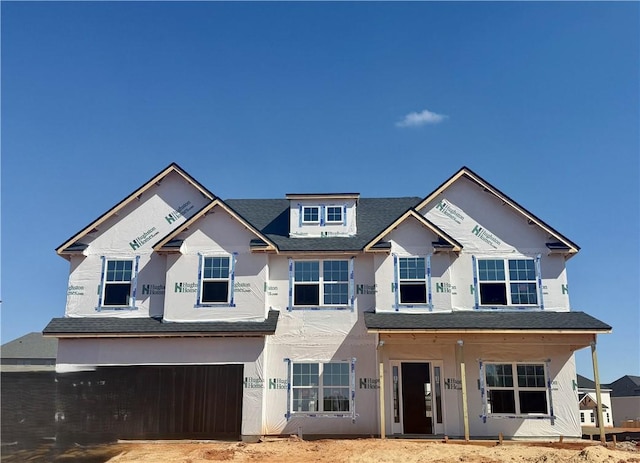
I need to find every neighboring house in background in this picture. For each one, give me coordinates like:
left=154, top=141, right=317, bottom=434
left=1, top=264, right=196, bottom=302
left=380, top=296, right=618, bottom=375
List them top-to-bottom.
left=43, top=163, right=611, bottom=442
left=1, top=332, right=57, bottom=371
left=1, top=332, right=58, bottom=445
left=576, top=374, right=613, bottom=427
left=608, top=376, right=640, bottom=427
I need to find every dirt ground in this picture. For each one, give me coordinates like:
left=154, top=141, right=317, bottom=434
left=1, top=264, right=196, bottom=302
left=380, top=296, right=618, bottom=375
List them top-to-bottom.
left=3, top=437, right=640, bottom=463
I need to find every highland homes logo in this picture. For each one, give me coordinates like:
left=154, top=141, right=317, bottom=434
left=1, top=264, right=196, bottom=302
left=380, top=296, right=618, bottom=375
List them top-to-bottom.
left=434, top=200, right=465, bottom=224
left=471, top=224, right=501, bottom=249
left=129, top=227, right=160, bottom=250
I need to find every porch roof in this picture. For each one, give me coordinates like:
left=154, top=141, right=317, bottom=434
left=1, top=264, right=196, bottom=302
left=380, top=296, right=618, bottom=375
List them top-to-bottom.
left=43, top=310, right=279, bottom=338
left=364, top=310, right=611, bottom=334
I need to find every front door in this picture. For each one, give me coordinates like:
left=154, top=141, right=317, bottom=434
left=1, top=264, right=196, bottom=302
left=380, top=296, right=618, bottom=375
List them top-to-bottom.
left=401, top=362, right=432, bottom=434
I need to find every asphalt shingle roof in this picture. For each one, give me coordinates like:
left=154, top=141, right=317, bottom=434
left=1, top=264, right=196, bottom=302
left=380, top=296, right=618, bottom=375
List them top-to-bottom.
left=225, top=197, right=421, bottom=252
left=43, top=310, right=279, bottom=336
left=364, top=311, right=612, bottom=332
left=1, top=332, right=58, bottom=359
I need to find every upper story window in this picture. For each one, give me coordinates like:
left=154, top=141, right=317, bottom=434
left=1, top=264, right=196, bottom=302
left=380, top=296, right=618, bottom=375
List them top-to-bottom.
left=302, top=206, right=320, bottom=224
left=326, top=206, right=343, bottom=223
left=201, top=256, right=231, bottom=304
left=99, top=257, right=138, bottom=310
left=398, top=257, right=427, bottom=304
left=477, top=258, right=538, bottom=306
left=293, top=260, right=349, bottom=307
left=484, top=363, right=549, bottom=416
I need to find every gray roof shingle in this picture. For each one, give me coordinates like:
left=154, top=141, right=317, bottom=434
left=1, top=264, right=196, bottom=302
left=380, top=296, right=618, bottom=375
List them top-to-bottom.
left=225, top=197, right=421, bottom=252
left=43, top=310, right=279, bottom=336
left=364, top=311, right=611, bottom=332
left=1, top=332, right=58, bottom=359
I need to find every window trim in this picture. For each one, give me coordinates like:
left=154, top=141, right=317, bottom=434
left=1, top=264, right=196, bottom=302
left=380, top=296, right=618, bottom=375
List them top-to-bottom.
left=325, top=205, right=343, bottom=224
left=301, top=206, right=321, bottom=224
left=196, top=253, right=236, bottom=308
left=393, top=254, right=432, bottom=310
left=97, top=256, right=139, bottom=311
left=473, top=256, right=542, bottom=308
left=288, top=258, right=354, bottom=311
left=286, top=358, right=356, bottom=419
left=479, top=360, right=553, bottom=420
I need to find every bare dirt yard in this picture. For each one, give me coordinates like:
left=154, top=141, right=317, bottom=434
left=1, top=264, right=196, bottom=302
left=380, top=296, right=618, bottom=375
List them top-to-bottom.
left=3, top=437, right=640, bottom=463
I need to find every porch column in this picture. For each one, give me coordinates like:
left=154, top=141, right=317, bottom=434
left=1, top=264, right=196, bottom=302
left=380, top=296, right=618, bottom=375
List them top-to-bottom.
left=591, top=337, right=606, bottom=443
left=458, top=340, right=470, bottom=441
left=379, top=361, right=386, bottom=439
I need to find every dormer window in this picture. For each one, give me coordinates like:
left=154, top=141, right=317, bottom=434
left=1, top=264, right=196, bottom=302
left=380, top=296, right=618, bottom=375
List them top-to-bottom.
left=286, top=193, right=359, bottom=238
left=302, top=206, right=320, bottom=224
left=326, top=206, right=343, bottom=223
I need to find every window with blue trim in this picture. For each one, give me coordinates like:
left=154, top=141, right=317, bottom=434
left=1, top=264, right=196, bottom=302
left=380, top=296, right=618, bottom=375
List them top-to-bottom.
left=302, top=206, right=320, bottom=223
left=326, top=206, right=343, bottom=223
left=201, top=256, right=231, bottom=303
left=398, top=257, right=427, bottom=304
left=477, top=258, right=537, bottom=306
left=102, top=259, right=134, bottom=307
left=293, top=260, right=349, bottom=306
left=292, top=362, right=351, bottom=413
left=485, top=363, right=548, bottom=415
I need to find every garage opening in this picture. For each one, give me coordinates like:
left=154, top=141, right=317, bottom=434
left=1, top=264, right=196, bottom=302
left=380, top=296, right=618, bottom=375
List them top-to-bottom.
left=55, top=365, right=243, bottom=443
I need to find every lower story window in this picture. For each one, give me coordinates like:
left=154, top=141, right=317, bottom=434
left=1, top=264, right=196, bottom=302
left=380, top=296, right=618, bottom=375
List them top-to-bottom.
left=292, top=362, right=351, bottom=413
left=485, top=363, right=548, bottom=415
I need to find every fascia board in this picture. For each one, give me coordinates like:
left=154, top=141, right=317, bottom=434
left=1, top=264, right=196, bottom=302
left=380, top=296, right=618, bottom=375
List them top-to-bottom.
left=56, top=163, right=215, bottom=256
left=415, top=167, right=580, bottom=254
left=152, top=199, right=277, bottom=252
left=364, top=209, right=462, bottom=252
left=367, top=328, right=612, bottom=335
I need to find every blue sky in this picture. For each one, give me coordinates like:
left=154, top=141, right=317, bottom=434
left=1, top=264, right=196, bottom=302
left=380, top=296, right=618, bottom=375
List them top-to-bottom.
left=2, top=2, right=638, bottom=382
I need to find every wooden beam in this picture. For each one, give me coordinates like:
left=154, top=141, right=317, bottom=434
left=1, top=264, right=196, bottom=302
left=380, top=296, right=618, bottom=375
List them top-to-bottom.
left=591, top=337, right=606, bottom=443
left=458, top=340, right=470, bottom=441
left=379, top=361, right=386, bottom=439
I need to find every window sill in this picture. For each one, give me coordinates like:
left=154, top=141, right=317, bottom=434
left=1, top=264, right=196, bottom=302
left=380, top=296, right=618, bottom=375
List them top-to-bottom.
left=196, top=303, right=236, bottom=308
left=95, top=305, right=138, bottom=312
left=288, top=306, right=352, bottom=312
left=290, top=411, right=353, bottom=418
left=487, top=414, right=554, bottom=420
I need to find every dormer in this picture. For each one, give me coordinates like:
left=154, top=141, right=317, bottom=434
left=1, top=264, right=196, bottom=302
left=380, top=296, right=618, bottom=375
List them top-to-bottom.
left=286, top=193, right=359, bottom=238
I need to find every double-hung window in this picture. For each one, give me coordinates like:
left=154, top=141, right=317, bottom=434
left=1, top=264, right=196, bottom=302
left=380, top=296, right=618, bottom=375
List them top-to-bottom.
left=302, top=206, right=320, bottom=224
left=326, top=206, right=343, bottom=223
left=201, top=256, right=231, bottom=304
left=398, top=257, right=427, bottom=304
left=477, top=258, right=537, bottom=306
left=101, top=259, right=135, bottom=307
left=293, top=260, right=349, bottom=307
left=292, top=362, right=351, bottom=413
left=484, top=363, right=549, bottom=415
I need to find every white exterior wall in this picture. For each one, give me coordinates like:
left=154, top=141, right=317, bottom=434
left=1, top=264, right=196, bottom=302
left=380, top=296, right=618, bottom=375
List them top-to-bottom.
left=64, top=172, right=209, bottom=318
left=418, top=177, right=571, bottom=311
left=289, top=199, right=357, bottom=237
left=163, top=207, right=267, bottom=322
left=263, top=253, right=379, bottom=435
left=379, top=335, right=587, bottom=438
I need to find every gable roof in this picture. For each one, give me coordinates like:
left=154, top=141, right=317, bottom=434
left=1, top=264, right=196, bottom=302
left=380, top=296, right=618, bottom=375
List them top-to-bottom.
left=56, top=163, right=215, bottom=256
left=414, top=166, right=580, bottom=256
left=225, top=197, right=422, bottom=253
left=153, top=198, right=278, bottom=252
left=364, top=208, right=463, bottom=252
left=43, top=310, right=279, bottom=337
left=364, top=311, right=611, bottom=333
left=1, top=332, right=58, bottom=359
left=577, top=374, right=597, bottom=389
left=607, top=375, right=640, bottom=397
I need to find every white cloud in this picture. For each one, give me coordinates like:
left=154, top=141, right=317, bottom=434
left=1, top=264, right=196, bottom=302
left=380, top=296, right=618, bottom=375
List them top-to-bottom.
left=396, top=108, right=448, bottom=127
